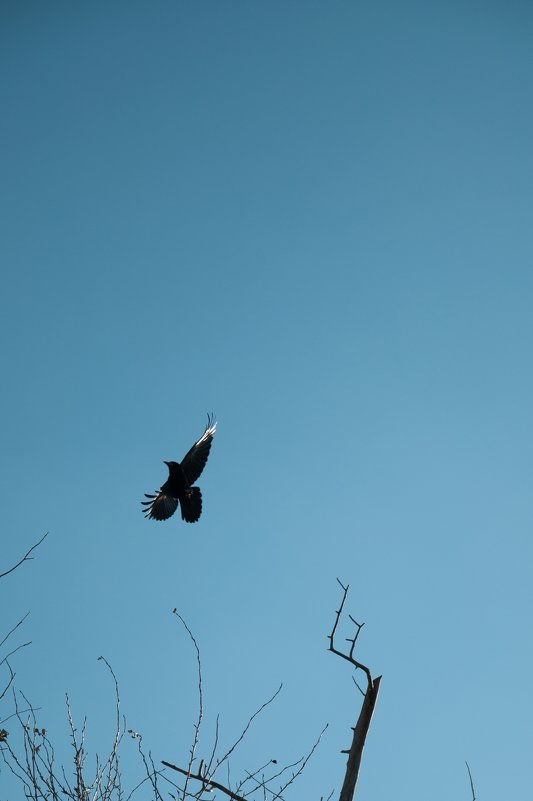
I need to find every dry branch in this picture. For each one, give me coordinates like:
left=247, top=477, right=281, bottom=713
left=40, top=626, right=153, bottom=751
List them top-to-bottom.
left=0, top=533, right=48, bottom=580
left=1, top=535, right=48, bottom=706
left=329, top=579, right=381, bottom=801
left=172, top=610, right=203, bottom=801
left=162, top=613, right=326, bottom=801
left=0, top=660, right=129, bottom=801
left=162, top=761, right=248, bottom=801
left=465, top=761, right=476, bottom=801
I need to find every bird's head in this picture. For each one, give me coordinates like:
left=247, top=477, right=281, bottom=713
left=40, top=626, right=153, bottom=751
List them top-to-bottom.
left=164, top=460, right=178, bottom=469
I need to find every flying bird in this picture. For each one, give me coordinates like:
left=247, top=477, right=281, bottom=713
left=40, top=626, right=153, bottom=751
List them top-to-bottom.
left=142, top=415, right=217, bottom=523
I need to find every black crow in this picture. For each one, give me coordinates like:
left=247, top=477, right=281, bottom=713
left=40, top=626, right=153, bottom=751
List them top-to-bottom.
left=142, top=415, right=217, bottom=523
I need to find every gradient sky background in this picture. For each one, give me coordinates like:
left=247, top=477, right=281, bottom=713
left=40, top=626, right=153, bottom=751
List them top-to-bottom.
left=2, top=2, right=533, bottom=799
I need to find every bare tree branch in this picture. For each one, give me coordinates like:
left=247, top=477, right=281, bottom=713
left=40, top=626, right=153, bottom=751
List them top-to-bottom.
left=0, top=533, right=48, bottom=580
left=3, top=564, right=381, bottom=801
left=329, top=579, right=381, bottom=801
left=329, top=579, right=372, bottom=689
left=160, top=590, right=343, bottom=801
left=172, top=609, right=204, bottom=801
left=0, top=613, right=31, bottom=652
left=0, top=616, right=32, bottom=703
left=93, top=656, right=125, bottom=801
left=1, top=669, right=130, bottom=801
left=213, top=683, right=283, bottom=778
left=161, top=684, right=284, bottom=801
left=163, top=689, right=326, bottom=801
left=0, top=704, right=42, bottom=727
left=204, top=712, right=220, bottom=779
left=239, top=724, right=328, bottom=801
left=272, top=724, right=328, bottom=799
left=127, top=734, right=166, bottom=801
left=239, top=757, right=279, bottom=796
left=162, top=760, right=248, bottom=801
left=465, top=761, right=476, bottom=801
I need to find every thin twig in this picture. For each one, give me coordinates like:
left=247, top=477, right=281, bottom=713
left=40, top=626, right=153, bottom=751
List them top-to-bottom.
left=0, top=533, right=48, bottom=580
left=329, top=578, right=349, bottom=647
left=172, top=610, right=203, bottom=801
left=0, top=613, right=30, bottom=650
left=1, top=640, right=32, bottom=667
left=93, top=656, right=124, bottom=801
left=213, top=684, right=283, bottom=776
left=0, top=705, right=42, bottom=726
left=204, top=713, right=220, bottom=778
left=270, top=724, right=328, bottom=800
left=238, top=758, right=279, bottom=795
left=465, top=761, right=476, bottom=801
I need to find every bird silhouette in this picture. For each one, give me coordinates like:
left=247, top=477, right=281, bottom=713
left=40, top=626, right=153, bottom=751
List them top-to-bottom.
left=142, top=415, right=217, bottom=523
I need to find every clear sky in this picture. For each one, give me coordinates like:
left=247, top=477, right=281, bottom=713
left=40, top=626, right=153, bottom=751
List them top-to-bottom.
left=2, top=2, right=533, bottom=799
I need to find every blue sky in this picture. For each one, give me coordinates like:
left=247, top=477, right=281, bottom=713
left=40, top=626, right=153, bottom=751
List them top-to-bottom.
left=1, top=2, right=533, bottom=799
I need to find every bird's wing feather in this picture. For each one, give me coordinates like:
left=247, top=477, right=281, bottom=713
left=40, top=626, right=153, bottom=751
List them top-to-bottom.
left=180, top=415, right=217, bottom=485
left=141, top=492, right=179, bottom=521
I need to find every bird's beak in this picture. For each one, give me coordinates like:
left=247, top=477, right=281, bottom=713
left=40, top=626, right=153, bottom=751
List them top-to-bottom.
left=164, top=461, right=170, bottom=467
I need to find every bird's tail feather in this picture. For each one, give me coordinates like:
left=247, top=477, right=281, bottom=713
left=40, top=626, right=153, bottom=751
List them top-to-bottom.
left=181, top=486, right=202, bottom=523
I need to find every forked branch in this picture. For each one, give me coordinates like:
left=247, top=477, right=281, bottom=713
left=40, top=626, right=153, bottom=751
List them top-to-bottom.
left=0, top=533, right=48, bottom=580
left=329, top=579, right=381, bottom=801
left=162, top=613, right=325, bottom=800
left=161, top=761, right=247, bottom=801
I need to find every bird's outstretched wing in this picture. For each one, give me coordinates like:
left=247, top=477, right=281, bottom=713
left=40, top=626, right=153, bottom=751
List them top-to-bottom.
left=180, top=414, right=217, bottom=485
left=141, top=492, right=179, bottom=521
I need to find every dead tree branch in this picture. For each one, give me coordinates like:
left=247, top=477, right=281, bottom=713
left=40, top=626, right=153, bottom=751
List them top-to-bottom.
left=0, top=532, right=48, bottom=580
left=1, top=535, right=47, bottom=707
left=1, top=535, right=47, bottom=705
left=329, top=579, right=381, bottom=801
left=172, top=609, right=204, bottom=801
left=162, top=616, right=326, bottom=801
left=0, top=617, right=32, bottom=704
left=0, top=660, right=129, bottom=801
left=212, top=683, right=283, bottom=779
left=162, top=684, right=292, bottom=801
left=243, top=723, right=328, bottom=801
left=126, top=733, right=167, bottom=801
left=162, top=761, right=248, bottom=801
left=465, top=761, right=476, bottom=801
